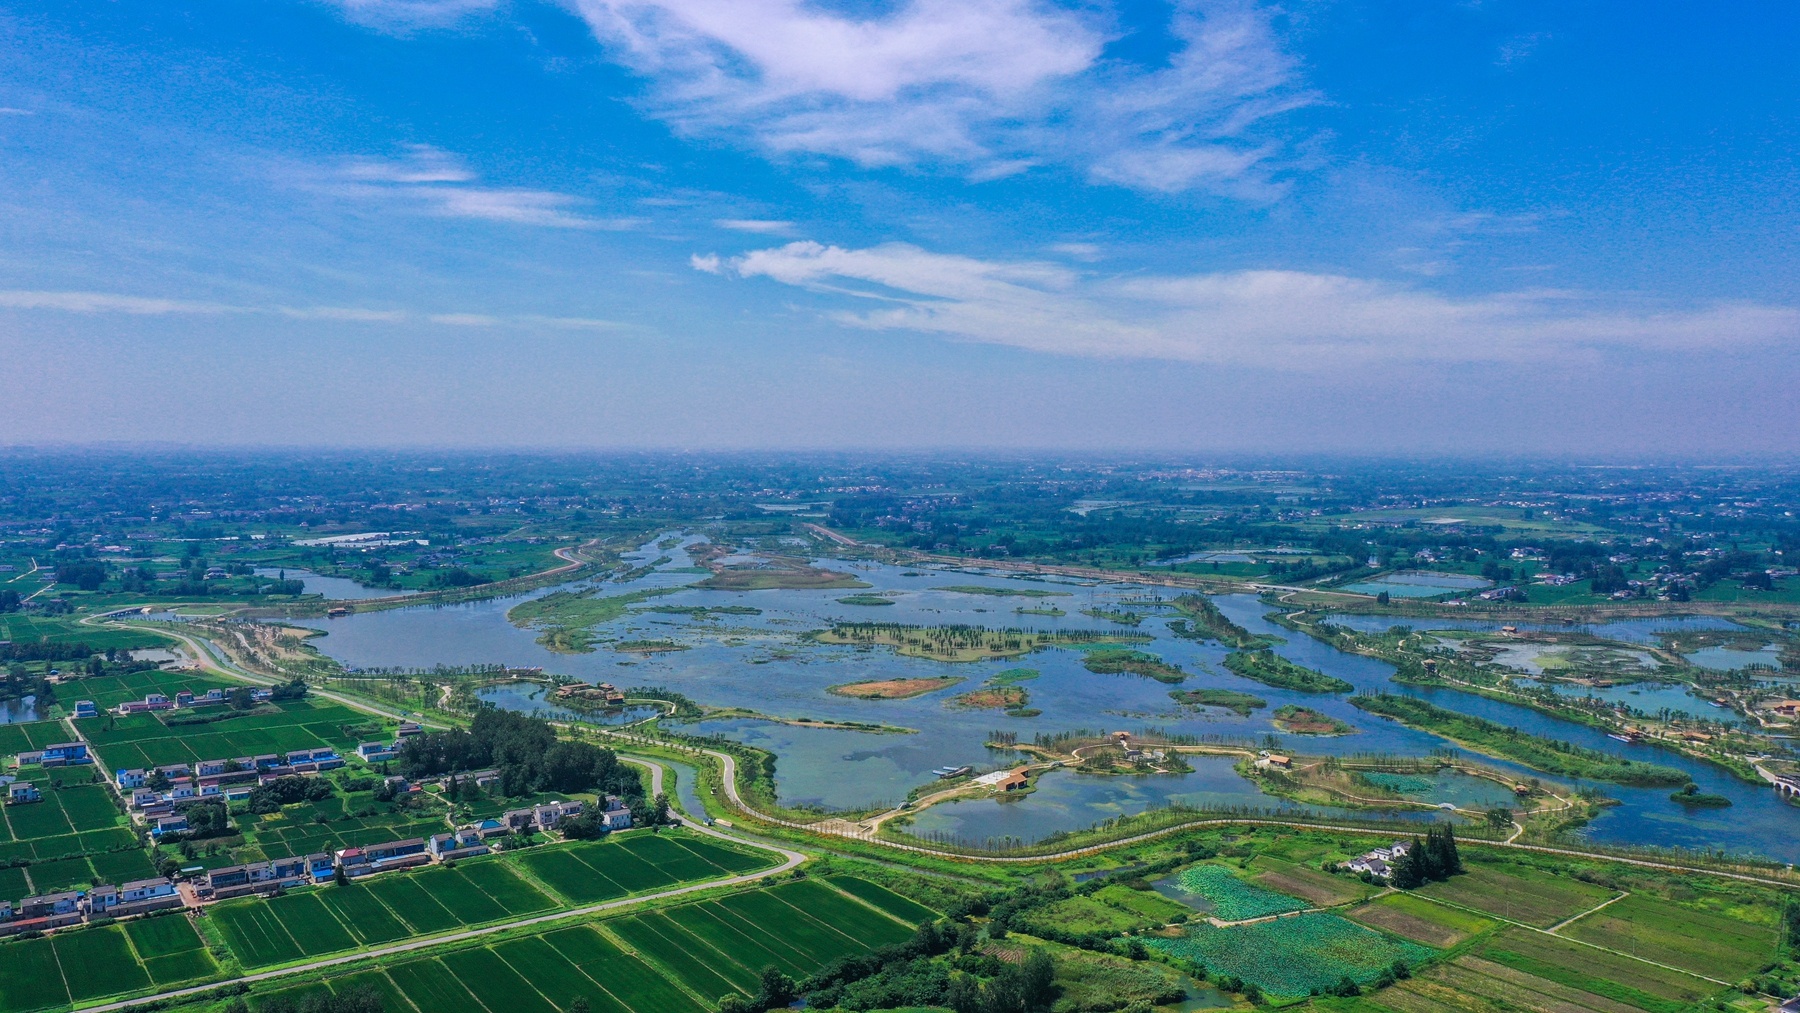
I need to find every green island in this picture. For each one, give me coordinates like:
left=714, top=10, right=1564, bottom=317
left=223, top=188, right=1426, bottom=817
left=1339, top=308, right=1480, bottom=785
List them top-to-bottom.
left=933, top=584, right=1071, bottom=597
left=506, top=586, right=680, bottom=653
left=836, top=593, right=897, bottom=606
left=1170, top=593, right=1270, bottom=648
left=639, top=604, right=762, bottom=617
left=1013, top=604, right=1066, bottom=616
left=1080, top=606, right=1142, bottom=625
left=813, top=622, right=1142, bottom=662
left=1082, top=647, right=1187, bottom=684
left=1224, top=649, right=1354, bottom=693
left=1169, top=687, right=1267, bottom=715
left=1351, top=693, right=1691, bottom=786
left=1273, top=704, right=1356, bottom=735
left=1670, top=783, right=1734, bottom=807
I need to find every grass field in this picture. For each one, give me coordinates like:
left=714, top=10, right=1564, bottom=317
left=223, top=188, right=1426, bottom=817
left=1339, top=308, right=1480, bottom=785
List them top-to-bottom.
left=1252, top=856, right=1373, bottom=907
left=1414, top=863, right=1614, bottom=928
left=826, top=874, right=939, bottom=924
left=1347, top=892, right=1496, bottom=948
left=1557, top=893, right=1778, bottom=980
left=1478, top=927, right=1716, bottom=1010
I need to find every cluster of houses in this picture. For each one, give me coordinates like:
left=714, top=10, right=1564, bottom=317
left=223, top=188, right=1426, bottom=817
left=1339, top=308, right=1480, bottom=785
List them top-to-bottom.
left=113, top=688, right=273, bottom=716
left=354, top=722, right=423, bottom=764
left=116, top=749, right=347, bottom=837
left=196, top=795, right=631, bottom=900
left=427, top=796, right=631, bottom=861
left=1343, top=840, right=1413, bottom=880
left=0, top=877, right=180, bottom=937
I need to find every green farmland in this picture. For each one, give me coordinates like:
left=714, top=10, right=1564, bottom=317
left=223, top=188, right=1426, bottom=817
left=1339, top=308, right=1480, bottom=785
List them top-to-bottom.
left=77, top=696, right=383, bottom=771
left=0, top=763, right=149, bottom=894
left=212, top=831, right=776, bottom=969
left=244, top=877, right=921, bottom=1013
left=0, top=913, right=218, bottom=1012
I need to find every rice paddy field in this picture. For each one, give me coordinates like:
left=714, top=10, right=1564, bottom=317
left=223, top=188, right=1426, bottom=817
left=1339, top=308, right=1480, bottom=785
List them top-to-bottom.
left=76, top=695, right=381, bottom=771
left=0, top=760, right=151, bottom=894
left=211, top=831, right=776, bottom=968
left=243, top=877, right=923, bottom=1013
left=1346, top=892, right=1496, bottom=948
left=0, top=913, right=219, bottom=1012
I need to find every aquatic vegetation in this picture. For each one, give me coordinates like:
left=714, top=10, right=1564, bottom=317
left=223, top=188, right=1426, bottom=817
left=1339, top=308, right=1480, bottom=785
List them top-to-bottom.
left=1159, top=864, right=1307, bottom=921
left=1149, top=913, right=1434, bottom=996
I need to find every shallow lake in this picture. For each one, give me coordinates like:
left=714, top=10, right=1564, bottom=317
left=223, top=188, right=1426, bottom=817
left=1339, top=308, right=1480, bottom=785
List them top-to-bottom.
left=283, top=535, right=1800, bottom=861
left=255, top=567, right=393, bottom=600
left=1341, top=571, right=1495, bottom=598
left=1685, top=644, right=1785, bottom=672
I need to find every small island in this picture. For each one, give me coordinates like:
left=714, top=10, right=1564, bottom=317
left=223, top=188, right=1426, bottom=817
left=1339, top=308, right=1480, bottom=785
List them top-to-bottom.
left=933, top=584, right=1071, bottom=598
left=838, top=594, right=897, bottom=606
left=1083, top=648, right=1186, bottom=684
left=828, top=676, right=963, bottom=700
left=1169, top=688, right=1267, bottom=716
left=1272, top=705, right=1355, bottom=735
left=1670, top=783, right=1733, bottom=807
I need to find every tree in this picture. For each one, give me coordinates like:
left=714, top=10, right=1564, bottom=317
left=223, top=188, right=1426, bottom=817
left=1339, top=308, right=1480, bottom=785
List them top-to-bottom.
left=229, top=686, right=257, bottom=710
left=146, top=769, right=172, bottom=792
left=652, top=791, right=671, bottom=826
left=1485, top=807, right=1514, bottom=829
left=1020, top=949, right=1056, bottom=1011
left=754, top=967, right=795, bottom=1010
left=946, top=972, right=982, bottom=1013
left=564, top=999, right=591, bottom=1013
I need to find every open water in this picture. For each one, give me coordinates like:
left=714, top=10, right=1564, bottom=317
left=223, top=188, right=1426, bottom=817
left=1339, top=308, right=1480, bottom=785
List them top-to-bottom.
left=286, top=535, right=1800, bottom=860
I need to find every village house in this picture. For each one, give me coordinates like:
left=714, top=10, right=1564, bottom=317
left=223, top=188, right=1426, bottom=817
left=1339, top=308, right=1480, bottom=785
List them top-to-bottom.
left=117, top=693, right=174, bottom=715
left=72, top=700, right=98, bottom=719
left=356, top=741, right=399, bottom=762
left=36, top=742, right=92, bottom=767
left=6, top=782, right=41, bottom=805
left=427, top=827, right=491, bottom=861
left=336, top=838, right=429, bottom=879
left=1345, top=840, right=1413, bottom=880
left=204, top=857, right=316, bottom=899
left=87, top=878, right=180, bottom=918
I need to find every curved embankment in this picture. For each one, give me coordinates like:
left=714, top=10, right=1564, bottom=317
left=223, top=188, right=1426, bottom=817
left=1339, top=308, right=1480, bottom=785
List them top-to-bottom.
left=680, top=737, right=1800, bottom=891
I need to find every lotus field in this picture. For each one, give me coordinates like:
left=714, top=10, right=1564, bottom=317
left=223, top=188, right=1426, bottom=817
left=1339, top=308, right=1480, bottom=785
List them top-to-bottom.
left=1155, top=864, right=1307, bottom=921
left=1150, top=912, right=1434, bottom=996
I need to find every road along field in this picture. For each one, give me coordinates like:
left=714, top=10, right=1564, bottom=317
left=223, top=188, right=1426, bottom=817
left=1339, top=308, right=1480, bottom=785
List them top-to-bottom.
left=209, top=832, right=777, bottom=970
left=233, top=876, right=929, bottom=1013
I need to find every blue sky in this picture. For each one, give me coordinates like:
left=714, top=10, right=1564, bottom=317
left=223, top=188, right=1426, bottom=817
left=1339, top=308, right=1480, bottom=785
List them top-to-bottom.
left=2, top=0, right=1796, bottom=454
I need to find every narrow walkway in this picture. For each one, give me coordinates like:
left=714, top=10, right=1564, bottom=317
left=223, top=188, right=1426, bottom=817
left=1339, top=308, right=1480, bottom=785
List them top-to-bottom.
left=1546, top=890, right=1629, bottom=933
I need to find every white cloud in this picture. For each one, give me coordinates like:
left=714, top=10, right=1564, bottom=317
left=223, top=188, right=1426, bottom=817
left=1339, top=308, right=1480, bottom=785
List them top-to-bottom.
left=571, top=0, right=1308, bottom=194
left=0, top=107, right=34, bottom=116
left=304, top=145, right=630, bottom=229
left=715, top=218, right=795, bottom=234
left=711, top=241, right=1800, bottom=365
left=689, top=253, right=723, bottom=274
left=0, top=290, right=635, bottom=332
left=0, top=290, right=236, bottom=315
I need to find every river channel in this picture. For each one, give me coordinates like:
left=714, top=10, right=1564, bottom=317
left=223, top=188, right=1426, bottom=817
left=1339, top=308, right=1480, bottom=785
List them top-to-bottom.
left=285, top=536, right=1799, bottom=861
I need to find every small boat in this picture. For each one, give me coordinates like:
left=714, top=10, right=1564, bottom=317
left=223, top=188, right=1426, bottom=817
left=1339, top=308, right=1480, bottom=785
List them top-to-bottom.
left=1607, top=733, right=1635, bottom=743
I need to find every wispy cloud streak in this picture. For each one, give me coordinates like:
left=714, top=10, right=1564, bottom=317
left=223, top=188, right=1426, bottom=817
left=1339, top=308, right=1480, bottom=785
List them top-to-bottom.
left=706, top=241, right=1800, bottom=365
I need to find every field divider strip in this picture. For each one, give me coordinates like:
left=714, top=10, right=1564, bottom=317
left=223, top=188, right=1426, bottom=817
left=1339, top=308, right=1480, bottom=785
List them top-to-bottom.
left=76, top=823, right=806, bottom=1013
left=1545, top=891, right=1629, bottom=934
